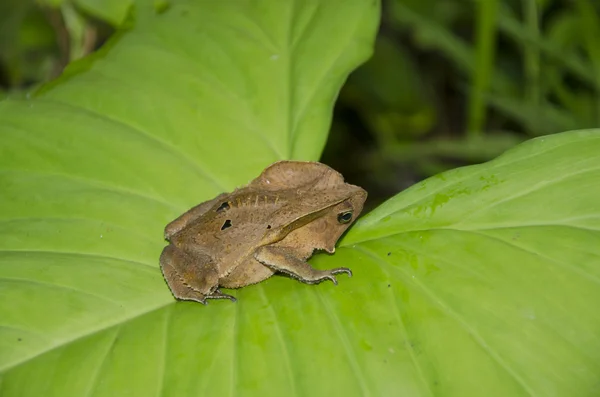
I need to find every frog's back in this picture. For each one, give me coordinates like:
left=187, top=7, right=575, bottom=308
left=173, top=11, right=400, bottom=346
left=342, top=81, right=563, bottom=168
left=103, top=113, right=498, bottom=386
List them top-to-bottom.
left=171, top=188, right=286, bottom=258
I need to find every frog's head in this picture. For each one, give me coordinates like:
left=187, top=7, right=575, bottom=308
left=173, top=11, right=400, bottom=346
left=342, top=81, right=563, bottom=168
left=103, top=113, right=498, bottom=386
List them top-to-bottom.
left=315, top=184, right=367, bottom=253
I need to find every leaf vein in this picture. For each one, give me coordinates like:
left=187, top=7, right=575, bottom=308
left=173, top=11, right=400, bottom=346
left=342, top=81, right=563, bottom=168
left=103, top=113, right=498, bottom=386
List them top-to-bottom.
left=36, top=98, right=226, bottom=192
left=361, top=134, right=600, bottom=226
left=454, top=165, right=600, bottom=227
left=0, top=169, right=179, bottom=211
left=0, top=216, right=157, bottom=245
left=348, top=222, right=600, bottom=246
left=467, top=229, right=600, bottom=287
left=355, top=245, right=538, bottom=397
left=355, top=246, right=433, bottom=397
left=0, top=250, right=157, bottom=271
left=0, top=277, right=122, bottom=306
left=258, top=285, right=298, bottom=397
left=315, top=289, right=372, bottom=397
left=0, top=303, right=171, bottom=372
left=156, top=305, right=172, bottom=397
left=84, top=326, right=121, bottom=397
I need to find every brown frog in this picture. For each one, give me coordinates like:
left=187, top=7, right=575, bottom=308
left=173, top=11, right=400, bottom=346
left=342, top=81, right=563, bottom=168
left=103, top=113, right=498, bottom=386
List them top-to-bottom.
left=160, top=160, right=367, bottom=304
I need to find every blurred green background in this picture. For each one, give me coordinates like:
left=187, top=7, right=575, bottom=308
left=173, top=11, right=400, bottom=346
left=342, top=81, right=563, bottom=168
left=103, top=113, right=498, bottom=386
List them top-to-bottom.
left=2, top=0, right=599, bottom=207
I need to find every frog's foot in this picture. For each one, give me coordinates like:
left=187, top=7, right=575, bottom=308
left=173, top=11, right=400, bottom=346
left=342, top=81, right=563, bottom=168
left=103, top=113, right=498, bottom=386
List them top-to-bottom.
left=255, top=246, right=353, bottom=285
left=294, top=267, right=352, bottom=285
left=206, top=289, right=237, bottom=302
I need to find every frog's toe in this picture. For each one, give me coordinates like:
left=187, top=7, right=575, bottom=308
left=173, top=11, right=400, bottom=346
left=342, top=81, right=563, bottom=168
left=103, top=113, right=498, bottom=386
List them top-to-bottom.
left=330, top=267, right=352, bottom=277
left=317, top=268, right=352, bottom=285
left=327, top=275, right=339, bottom=286
left=208, top=289, right=237, bottom=302
left=183, top=291, right=209, bottom=304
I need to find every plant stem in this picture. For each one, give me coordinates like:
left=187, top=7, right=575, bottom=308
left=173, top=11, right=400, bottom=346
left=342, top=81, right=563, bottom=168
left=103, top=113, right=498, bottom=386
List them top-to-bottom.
left=467, top=0, right=499, bottom=138
left=522, top=0, right=540, bottom=108
left=574, top=0, right=600, bottom=125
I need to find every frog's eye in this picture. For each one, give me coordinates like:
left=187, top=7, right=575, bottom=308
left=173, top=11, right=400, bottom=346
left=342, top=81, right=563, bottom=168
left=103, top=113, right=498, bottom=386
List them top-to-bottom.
left=337, top=210, right=353, bottom=224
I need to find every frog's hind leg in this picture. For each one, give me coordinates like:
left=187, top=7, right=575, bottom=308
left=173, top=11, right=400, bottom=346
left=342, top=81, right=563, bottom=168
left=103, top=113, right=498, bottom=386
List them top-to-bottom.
left=160, top=244, right=234, bottom=304
left=254, top=246, right=352, bottom=285
left=219, top=257, right=276, bottom=289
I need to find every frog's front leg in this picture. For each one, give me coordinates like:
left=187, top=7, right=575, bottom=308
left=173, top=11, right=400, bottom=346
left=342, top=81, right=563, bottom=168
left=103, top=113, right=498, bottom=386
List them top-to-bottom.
left=160, top=244, right=236, bottom=304
left=254, top=246, right=352, bottom=285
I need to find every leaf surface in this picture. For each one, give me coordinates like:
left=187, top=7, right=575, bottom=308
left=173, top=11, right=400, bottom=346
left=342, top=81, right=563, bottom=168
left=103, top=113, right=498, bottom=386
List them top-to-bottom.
left=1, top=1, right=599, bottom=396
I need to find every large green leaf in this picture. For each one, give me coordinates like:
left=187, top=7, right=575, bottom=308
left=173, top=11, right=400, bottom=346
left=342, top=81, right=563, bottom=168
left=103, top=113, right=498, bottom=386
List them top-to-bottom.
left=0, top=0, right=380, bottom=395
left=1, top=1, right=599, bottom=397
left=345, top=129, right=600, bottom=395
